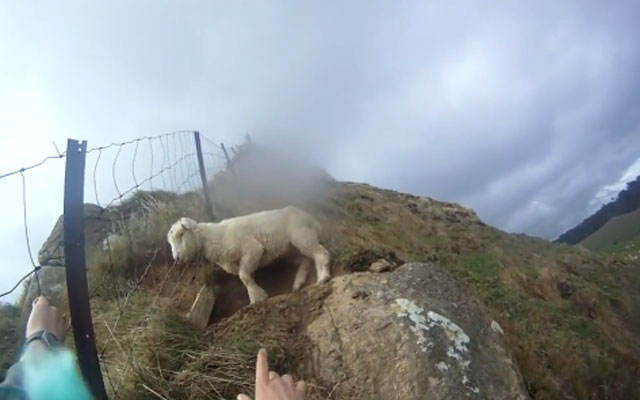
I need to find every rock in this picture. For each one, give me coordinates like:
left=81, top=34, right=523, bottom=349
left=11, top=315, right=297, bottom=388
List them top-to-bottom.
left=38, top=203, right=112, bottom=266
left=348, top=249, right=404, bottom=272
left=369, top=258, right=394, bottom=273
left=305, top=263, right=528, bottom=400
left=187, top=285, right=216, bottom=330
left=491, top=320, right=504, bottom=335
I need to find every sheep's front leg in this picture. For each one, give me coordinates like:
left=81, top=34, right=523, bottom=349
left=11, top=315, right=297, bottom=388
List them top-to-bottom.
left=238, top=244, right=268, bottom=304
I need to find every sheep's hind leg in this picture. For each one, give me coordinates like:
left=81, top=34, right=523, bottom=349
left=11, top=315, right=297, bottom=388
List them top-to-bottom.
left=291, top=234, right=331, bottom=285
left=238, top=245, right=268, bottom=304
left=312, top=246, right=331, bottom=284
left=292, top=257, right=312, bottom=291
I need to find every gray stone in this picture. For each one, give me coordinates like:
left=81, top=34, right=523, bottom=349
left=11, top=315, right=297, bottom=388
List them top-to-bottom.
left=38, top=203, right=112, bottom=266
left=369, top=258, right=394, bottom=273
left=306, top=263, right=528, bottom=400
left=491, top=320, right=505, bottom=335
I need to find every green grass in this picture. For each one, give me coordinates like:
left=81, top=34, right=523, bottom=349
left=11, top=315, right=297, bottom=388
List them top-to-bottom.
left=597, top=232, right=640, bottom=256
left=459, top=252, right=502, bottom=281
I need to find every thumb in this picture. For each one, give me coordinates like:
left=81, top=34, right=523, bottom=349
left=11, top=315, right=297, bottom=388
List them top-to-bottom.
left=33, top=296, right=48, bottom=308
left=237, top=394, right=252, bottom=400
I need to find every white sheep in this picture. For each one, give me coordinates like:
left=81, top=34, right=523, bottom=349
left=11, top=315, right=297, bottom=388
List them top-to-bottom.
left=167, top=206, right=331, bottom=304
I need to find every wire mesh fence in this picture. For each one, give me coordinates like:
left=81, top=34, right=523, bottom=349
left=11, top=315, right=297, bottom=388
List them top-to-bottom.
left=0, top=130, right=236, bottom=399
left=77, top=131, right=232, bottom=399
left=0, top=148, right=68, bottom=381
left=0, top=151, right=67, bottom=301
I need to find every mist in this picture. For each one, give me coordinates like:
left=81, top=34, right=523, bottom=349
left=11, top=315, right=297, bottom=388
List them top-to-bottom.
left=209, top=141, right=336, bottom=220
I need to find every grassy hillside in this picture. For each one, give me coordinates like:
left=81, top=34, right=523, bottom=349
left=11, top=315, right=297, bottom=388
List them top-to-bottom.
left=10, top=144, right=640, bottom=399
left=74, top=177, right=640, bottom=400
left=322, top=183, right=640, bottom=399
left=581, top=207, right=640, bottom=252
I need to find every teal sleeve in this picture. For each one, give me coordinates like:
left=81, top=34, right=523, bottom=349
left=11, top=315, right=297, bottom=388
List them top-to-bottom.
left=1, top=347, right=93, bottom=400
left=22, top=349, right=93, bottom=400
left=0, top=361, right=27, bottom=400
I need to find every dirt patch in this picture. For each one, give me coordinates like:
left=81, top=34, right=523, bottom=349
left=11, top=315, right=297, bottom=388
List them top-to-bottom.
left=206, top=247, right=399, bottom=323
left=345, top=248, right=404, bottom=272
left=141, top=251, right=355, bottom=326
left=209, top=257, right=322, bottom=322
left=139, top=262, right=203, bottom=315
left=192, top=284, right=336, bottom=400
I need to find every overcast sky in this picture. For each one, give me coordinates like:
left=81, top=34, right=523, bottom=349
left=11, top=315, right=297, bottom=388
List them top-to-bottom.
left=2, top=1, right=640, bottom=301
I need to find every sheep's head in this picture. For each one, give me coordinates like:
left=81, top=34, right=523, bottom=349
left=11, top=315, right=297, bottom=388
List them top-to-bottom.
left=167, top=217, right=200, bottom=263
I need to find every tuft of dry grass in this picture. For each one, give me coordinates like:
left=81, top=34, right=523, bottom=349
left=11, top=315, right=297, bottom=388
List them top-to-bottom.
left=90, top=190, right=210, bottom=299
left=92, top=283, right=334, bottom=400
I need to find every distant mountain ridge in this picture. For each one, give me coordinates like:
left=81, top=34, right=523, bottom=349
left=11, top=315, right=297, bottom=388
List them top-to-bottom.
left=557, top=175, right=640, bottom=244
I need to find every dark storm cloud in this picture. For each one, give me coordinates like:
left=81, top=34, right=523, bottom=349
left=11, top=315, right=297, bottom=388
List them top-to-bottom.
left=2, top=1, right=640, bottom=299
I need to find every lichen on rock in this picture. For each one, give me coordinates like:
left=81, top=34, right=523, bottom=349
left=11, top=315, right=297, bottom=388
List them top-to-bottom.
left=392, top=297, right=479, bottom=396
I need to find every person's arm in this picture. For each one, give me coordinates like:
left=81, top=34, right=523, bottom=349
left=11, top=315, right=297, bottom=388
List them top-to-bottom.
left=1, top=295, right=66, bottom=399
left=0, top=297, right=91, bottom=400
left=0, top=339, right=61, bottom=399
left=237, top=349, right=305, bottom=400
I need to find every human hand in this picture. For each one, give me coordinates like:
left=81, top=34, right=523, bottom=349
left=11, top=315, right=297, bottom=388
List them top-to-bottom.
left=25, top=296, right=66, bottom=342
left=237, top=349, right=305, bottom=400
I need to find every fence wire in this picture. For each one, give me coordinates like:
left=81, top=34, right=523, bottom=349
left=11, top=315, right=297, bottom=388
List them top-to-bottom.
left=0, top=129, right=234, bottom=399
left=82, top=130, right=230, bottom=398
left=0, top=151, right=67, bottom=301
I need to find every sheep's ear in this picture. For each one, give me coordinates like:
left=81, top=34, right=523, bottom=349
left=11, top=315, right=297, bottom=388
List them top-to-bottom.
left=180, top=217, right=197, bottom=231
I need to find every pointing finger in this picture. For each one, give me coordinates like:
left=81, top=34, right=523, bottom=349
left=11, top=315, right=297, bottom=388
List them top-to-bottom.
left=255, top=349, right=269, bottom=384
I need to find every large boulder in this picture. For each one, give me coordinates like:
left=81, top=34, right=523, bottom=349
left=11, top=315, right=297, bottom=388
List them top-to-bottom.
left=38, top=203, right=112, bottom=266
left=305, top=263, right=528, bottom=399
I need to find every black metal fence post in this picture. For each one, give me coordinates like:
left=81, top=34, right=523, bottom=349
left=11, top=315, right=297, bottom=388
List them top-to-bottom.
left=193, top=131, right=216, bottom=221
left=63, top=139, right=108, bottom=400
left=220, top=142, right=235, bottom=175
